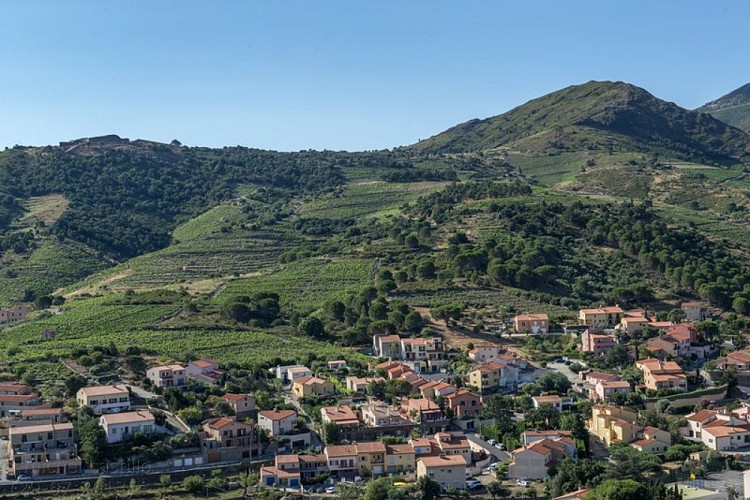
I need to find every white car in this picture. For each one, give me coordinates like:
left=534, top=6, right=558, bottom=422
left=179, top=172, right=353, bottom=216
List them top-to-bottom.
left=487, top=439, right=497, bottom=445
left=494, top=442, right=505, bottom=450
left=488, top=462, right=499, bottom=470
left=517, top=479, right=529, bottom=487
left=325, top=486, right=336, bottom=494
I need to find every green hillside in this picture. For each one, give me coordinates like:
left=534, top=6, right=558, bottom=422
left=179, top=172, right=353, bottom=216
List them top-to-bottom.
left=2, top=81, right=750, bottom=382
left=412, top=81, right=750, bottom=164
left=697, top=82, right=750, bottom=133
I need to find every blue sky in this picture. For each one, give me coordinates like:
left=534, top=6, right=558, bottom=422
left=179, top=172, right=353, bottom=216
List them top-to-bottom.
left=0, top=1, right=748, bottom=151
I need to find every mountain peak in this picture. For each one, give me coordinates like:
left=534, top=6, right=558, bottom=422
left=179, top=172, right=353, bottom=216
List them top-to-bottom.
left=412, top=81, right=749, bottom=162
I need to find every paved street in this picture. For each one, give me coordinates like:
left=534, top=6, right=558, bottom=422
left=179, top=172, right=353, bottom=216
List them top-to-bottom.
left=465, top=433, right=511, bottom=462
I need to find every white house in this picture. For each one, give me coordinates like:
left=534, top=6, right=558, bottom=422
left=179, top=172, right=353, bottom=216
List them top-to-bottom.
left=77, top=385, right=131, bottom=414
left=257, top=409, right=297, bottom=436
left=99, top=410, right=157, bottom=444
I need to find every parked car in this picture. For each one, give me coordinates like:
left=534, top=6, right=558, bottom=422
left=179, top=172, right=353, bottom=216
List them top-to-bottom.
left=487, top=439, right=497, bottom=445
left=494, top=442, right=505, bottom=450
left=488, top=462, right=499, bottom=470
left=16, top=475, right=31, bottom=481
left=517, top=479, right=529, bottom=487
left=467, top=480, right=484, bottom=490
left=325, top=486, right=336, bottom=493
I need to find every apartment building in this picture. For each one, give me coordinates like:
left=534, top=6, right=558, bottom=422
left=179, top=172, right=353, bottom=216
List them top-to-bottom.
left=578, top=306, right=623, bottom=327
left=580, top=329, right=617, bottom=355
left=635, top=358, right=687, bottom=393
left=445, top=389, right=483, bottom=418
left=201, top=417, right=256, bottom=462
left=8, top=422, right=81, bottom=478
left=510, top=437, right=576, bottom=480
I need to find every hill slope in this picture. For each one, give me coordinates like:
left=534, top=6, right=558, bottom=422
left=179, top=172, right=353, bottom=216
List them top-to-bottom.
left=412, top=81, right=750, bottom=163
left=697, top=83, right=750, bottom=133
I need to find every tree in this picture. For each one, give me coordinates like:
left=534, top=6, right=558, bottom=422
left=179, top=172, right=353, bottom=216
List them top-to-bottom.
left=405, top=233, right=420, bottom=248
left=33, top=295, right=53, bottom=310
left=224, top=302, right=252, bottom=323
left=431, top=303, right=463, bottom=324
left=667, top=309, right=687, bottom=323
left=404, top=311, right=424, bottom=332
left=299, top=316, right=325, bottom=338
left=124, top=354, right=147, bottom=374
left=722, top=365, right=738, bottom=389
left=64, top=374, right=88, bottom=397
left=559, top=411, right=589, bottom=452
left=77, top=412, right=108, bottom=467
left=322, top=421, right=342, bottom=445
left=606, top=443, right=662, bottom=481
left=549, top=459, right=606, bottom=497
left=182, top=475, right=205, bottom=495
left=416, top=475, right=441, bottom=500
left=363, top=477, right=408, bottom=500
left=588, top=479, right=650, bottom=500
left=487, top=481, right=511, bottom=499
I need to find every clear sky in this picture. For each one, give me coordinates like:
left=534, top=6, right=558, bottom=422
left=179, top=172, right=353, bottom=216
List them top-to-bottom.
left=1, top=1, right=748, bottom=151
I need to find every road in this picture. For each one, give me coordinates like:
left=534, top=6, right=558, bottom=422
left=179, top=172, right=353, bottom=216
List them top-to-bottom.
left=125, top=384, right=190, bottom=433
left=283, top=393, right=322, bottom=448
left=465, top=433, right=511, bottom=462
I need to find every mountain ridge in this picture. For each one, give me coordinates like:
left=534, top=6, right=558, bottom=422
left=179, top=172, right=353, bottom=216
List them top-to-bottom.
left=412, top=80, right=750, bottom=163
left=697, top=82, right=750, bottom=133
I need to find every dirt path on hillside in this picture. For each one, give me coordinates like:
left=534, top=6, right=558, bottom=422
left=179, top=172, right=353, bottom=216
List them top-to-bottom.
left=61, top=268, right=133, bottom=298
left=413, top=306, right=525, bottom=357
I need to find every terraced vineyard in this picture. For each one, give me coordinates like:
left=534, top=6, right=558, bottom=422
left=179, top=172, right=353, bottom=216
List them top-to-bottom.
left=299, top=181, right=446, bottom=219
left=64, top=224, right=307, bottom=295
left=0, top=240, right=107, bottom=306
left=218, top=257, right=377, bottom=313
left=0, top=294, right=367, bottom=367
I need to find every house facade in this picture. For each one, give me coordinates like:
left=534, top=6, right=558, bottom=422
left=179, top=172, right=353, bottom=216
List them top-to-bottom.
left=578, top=306, right=623, bottom=327
left=513, top=313, right=549, bottom=334
left=580, top=329, right=617, bottom=355
left=146, top=365, right=186, bottom=390
left=76, top=385, right=130, bottom=414
left=220, top=393, right=256, bottom=419
left=99, top=410, right=157, bottom=443
left=201, top=417, right=257, bottom=462
left=8, top=422, right=81, bottom=478
left=417, top=455, right=466, bottom=491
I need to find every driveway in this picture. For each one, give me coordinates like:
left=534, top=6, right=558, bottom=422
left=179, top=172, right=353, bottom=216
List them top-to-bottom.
left=465, top=433, right=511, bottom=462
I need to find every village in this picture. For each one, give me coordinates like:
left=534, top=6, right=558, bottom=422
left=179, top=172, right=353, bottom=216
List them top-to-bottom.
left=0, top=299, right=749, bottom=499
